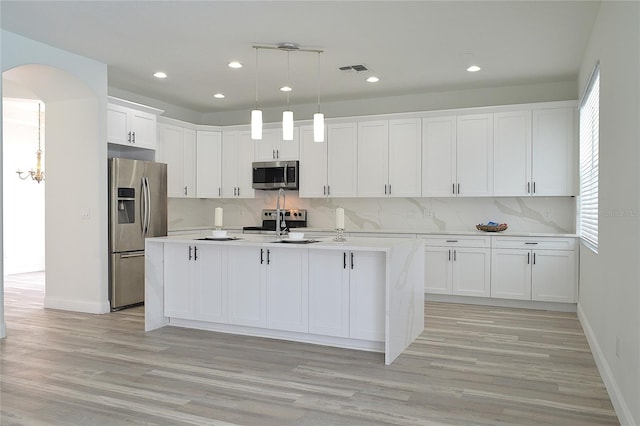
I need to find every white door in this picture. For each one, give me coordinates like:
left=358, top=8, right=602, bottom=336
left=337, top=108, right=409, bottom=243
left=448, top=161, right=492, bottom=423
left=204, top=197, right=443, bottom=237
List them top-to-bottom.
left=107, top=104, right=129, bottom=145
left=532, top=108, right=575, bottom=196
left=130, top=110, right=157, bottom=149
left=493, top=111, right=531, bottom=196
left=456, top=114, right=493, bottom=196
left=422, top=116, right=456, bottom=197
left=388, top=118, right=421, bottom=197
left=357, top=120, right=388, bottom=197
left=159, top=123, right=187, bottom=198
left=327, top=123, right=358, bottom=197
left=299, top=125, right=328, bottom=198
left=182, top=128, right=196, bottom=198
left=196, top=131, right=222, bottom=198
left=221, top=131, right=239, bottom=198
left=163, top=243, right=194, bottom=319
left=193, top=245, right=227, bottom=323
left=227, top=246, right=266, bottom=327
left=265, top=247, right=309, bottom=333
left=423, top=247, right=452, bottom=294
left=452, top=248, right=491, bottom=297
left=491, top=249, right=531, bottom=300
left=308, top=250, right=349, bottom=337
left=531, top=250, right=576, bottom=303
left=349, top=251, right=385, bottom=342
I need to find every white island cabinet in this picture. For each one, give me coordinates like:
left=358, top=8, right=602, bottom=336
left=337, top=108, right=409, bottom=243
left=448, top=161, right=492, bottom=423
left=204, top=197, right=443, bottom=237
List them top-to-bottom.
left=145, top=236, right=424, bottom=365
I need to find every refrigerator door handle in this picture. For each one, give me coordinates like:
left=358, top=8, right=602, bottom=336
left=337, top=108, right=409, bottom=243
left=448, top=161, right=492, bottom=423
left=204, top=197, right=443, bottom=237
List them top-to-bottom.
left=140, top=177, right=147, bottom=237
left=145, top=177, right=151, bottom=237
left=120, top=252, right=145, bottom=259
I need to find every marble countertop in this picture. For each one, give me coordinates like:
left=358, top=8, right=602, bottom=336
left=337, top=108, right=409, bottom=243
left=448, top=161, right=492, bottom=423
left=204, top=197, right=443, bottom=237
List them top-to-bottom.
left=149, top=234, right=419, bottom=252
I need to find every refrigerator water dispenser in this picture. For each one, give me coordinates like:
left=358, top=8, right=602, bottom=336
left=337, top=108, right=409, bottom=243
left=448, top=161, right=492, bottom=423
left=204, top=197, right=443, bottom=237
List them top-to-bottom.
left=117, top=187, right=135, bottom=224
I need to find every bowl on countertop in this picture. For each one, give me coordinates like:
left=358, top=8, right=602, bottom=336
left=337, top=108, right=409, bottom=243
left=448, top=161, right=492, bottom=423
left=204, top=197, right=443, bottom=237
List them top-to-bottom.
left=476, top=223, right=508, bottom=232
left=212, top=230, right=228, bottom=238
left=288, top=232, right=305, bottom=240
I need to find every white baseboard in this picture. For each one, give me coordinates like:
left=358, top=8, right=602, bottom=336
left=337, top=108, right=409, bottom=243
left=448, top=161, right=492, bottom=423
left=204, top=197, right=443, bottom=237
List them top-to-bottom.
left=426, top=293, right=577, bottom=312
left=44, top=296, right=111, bottom=314
left=577, top=303, right=635, bottom=426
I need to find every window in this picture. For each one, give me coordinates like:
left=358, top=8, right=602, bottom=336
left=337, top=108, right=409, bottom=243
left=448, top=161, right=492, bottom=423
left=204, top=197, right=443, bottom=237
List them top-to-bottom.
left=579, top=64, right=599, bottom=253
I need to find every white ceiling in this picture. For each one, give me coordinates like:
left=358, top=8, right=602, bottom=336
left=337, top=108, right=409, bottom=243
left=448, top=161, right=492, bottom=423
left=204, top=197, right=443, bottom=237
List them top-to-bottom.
left=1, top=1, right=600, bottom=114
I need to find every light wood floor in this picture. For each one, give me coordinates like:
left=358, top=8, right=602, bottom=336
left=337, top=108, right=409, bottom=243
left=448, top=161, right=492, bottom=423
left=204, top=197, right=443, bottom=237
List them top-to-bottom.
left=1, top=272, right=618, bottom=425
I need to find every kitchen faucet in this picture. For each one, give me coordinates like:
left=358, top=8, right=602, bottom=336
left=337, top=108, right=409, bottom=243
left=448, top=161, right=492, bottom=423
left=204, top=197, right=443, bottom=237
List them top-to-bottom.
left=276, top=188, right=287, bottom=238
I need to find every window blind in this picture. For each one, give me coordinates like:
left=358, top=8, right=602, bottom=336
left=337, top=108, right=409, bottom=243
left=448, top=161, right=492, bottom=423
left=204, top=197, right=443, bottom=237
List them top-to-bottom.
left=579, top=65, right=599, bottom=252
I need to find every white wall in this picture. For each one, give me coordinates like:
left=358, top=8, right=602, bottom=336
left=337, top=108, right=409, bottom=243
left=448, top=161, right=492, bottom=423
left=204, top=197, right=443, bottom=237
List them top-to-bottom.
left=577, top=3, right=640, bottom=425
left=1, top=30, right=110, bottom=332
left=2, top=99, right=45, bottom=274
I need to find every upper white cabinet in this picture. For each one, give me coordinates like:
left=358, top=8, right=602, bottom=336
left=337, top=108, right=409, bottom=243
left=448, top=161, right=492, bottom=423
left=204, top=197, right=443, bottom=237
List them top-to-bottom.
left=107, top=102, right=158, bottom=150
left=493, top=107, right=575, bottom=196
left=531, top=108, right=576, bottom=196
left=422, top=114, right=493, bottom=197
left=357, top=119, right=421, bottom=197
left=158, top=122, right=196, bottom=198
left=327, top=123, right=358, bottom=198
left=299, top=125, right=328, bottom=197
left=254, top=128, right=299, bottom=161
left=196, top=130, right=222, bottom=198
left=221, top=130, right=255, bottom=198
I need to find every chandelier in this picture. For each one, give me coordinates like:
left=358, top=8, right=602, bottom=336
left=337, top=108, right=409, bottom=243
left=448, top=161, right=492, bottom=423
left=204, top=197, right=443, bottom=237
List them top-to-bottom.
left=16, top=102, right=45, bottom=183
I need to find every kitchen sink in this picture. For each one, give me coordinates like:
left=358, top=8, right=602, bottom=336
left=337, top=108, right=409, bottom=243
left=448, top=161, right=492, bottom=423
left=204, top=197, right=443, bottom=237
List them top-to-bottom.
left=271, top=239, right=320, bottom=244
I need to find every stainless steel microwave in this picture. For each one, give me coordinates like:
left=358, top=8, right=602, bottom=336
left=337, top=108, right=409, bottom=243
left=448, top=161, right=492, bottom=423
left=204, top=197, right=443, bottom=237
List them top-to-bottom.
left=252, top=160, right=299, bottom=190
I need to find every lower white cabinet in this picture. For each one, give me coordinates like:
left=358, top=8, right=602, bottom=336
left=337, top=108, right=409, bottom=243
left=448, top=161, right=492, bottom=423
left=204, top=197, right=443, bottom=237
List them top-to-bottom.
left=422, top=236, right=491, bottom=297
left=491, top=237, right=576, bottom=303
left=164, top=243, right=226, bottom=322
left=227, top=246, right=267, bottom=327
left=308, top=250, right=385, bottom=341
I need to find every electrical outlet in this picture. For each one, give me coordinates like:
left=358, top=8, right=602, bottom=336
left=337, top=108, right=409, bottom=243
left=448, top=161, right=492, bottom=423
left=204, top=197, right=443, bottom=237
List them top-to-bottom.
left=80, top=209, right=91, bottom=219
left=423, top=209, right=433, bottom=218
left=544, top=210, right=551, bottom=220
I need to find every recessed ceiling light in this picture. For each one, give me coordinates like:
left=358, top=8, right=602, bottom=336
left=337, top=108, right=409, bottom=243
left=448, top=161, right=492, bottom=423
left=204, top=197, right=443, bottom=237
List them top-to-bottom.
left=228, top=61, right=243, bottom=69
left=466, top=65, right=481, bottom=72
left=153, top=71, right=167, bottom=79
left=366, top=76, right=379, bottom=83
left=280, top=86, right=292, bottom=92
left=213, top=93, right=225, bottom=99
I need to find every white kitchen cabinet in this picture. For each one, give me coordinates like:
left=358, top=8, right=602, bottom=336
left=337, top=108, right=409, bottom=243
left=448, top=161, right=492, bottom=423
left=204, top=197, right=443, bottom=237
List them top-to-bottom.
left=107, top=103, right=158, bottom=150
left=493, top=107, right=575, bottom=196
left=531, top=108, right=576, bottom=196
left=456, top=114, right=493, bottom=196
left=422, top=116, right=457, bottom=197
left=357, top=119, right=421, bottom=198
left=158, top=122, right=196, bottom=198
left=327, top=123, right=358, bottom=197
left=299, top=125, right=328, bottom=197
left=254, top=128, right=299, bottom=161
left=196, top=130, right=222, bottom=198
left=221, top=130, right=254, bottom=198
left=421, top=236, right=491, bottom=297
left=491, top=237, right=577, bottom=302
left=163, top=242, right=226, bottom=322
left=227, top=246, right=266, bottom=327
left=265, top=247, right=309, bottom=333
left=308, top=249, right=385, bottom=342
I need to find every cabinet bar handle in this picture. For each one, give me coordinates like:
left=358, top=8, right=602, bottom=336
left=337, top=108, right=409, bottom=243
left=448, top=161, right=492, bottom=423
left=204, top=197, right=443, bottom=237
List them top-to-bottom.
left=127, top=131, right=132, bottom=143
left=132, top=131, right=136, bottom=143
left=273, top=149, right=276, bottom=159
left=277, top=149, right=280, bottom=159
left=527, top=182, right=531, bottom=194
left=533, top=182, right=536, bottom=194
left=452, top=183, right=455, bottom=194
left=457, top=183, right=460, bottom=194
left=384, top=184, right=387, bottom=194
left=389, top=184, right=391, bottom=195
left=323, top=185, right=326, bottom=195
left=327, top=185, right=330, bottom=195
left=184, top=186, right=188, bottom=196
left=218, top=187, right=221, bottom=197
left=237, top=187, right=240, bottom=196
left=446, top=240, right=458, bottom=243
left=525, top=242, right=538, bottom=245
left=188, top=246, right=193, bottom=260
left=194, top=246, right=198, bottom=261
left=260, top=249, right=264, bottom=264
left=267, top=249, right=271, bottom=265
left=448, top=249, right=451, bottom=261
left=453, top=249, right=456, bottom=261
left=343, top=252, right=347, bottom=269
left=350, top=252, right=354, bottom=270
left=527, top=252, right=530, bottom=264
left=533, top=252, right=536, bottom=265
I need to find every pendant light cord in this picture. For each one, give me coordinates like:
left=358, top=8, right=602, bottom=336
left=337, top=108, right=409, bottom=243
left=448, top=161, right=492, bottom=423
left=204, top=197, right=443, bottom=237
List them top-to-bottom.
left=254, top=47, right=259, bottom=109
left=286, top=50, right=291, bottom=108
left=316, top=52, right=321, bottom=113
left=37, top=103, right=41, bottom=151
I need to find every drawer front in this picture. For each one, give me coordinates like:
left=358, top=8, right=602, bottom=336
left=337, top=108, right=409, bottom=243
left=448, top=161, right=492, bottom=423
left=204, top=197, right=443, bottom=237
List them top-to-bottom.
left=419, top=235, right=491, bottom=248
left=492, top=236, right=576, bottom=250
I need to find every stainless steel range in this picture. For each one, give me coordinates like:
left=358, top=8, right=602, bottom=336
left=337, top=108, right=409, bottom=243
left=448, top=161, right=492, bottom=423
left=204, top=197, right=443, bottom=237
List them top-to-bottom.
left=243, top=209, right=307, bottom=233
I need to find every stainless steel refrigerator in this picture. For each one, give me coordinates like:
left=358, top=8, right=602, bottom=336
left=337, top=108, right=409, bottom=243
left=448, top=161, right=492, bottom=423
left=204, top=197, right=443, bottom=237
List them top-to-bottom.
left=108, top=158, right=167, bottom=310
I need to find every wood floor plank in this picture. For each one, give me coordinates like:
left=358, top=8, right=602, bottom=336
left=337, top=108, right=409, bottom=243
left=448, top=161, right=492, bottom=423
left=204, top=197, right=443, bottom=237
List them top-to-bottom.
left=0, top=272, right=619, bottom=425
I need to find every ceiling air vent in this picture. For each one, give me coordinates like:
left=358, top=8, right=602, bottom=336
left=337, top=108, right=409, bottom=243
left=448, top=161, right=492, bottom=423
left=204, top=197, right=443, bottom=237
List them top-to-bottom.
left=339, top=64, right=369, bottom=72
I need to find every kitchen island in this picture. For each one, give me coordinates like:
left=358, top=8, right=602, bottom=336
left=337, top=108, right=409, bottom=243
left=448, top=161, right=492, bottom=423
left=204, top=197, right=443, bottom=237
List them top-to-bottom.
left=145, top=234, right=424, bottom=365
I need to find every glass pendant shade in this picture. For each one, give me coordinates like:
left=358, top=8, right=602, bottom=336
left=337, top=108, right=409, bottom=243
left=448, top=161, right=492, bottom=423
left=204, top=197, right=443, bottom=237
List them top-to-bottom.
left=251, top=109, right=263, bottom=140
left=282, top=110, right=294, bottom=140
left=313, top=113, right=325, bottom=142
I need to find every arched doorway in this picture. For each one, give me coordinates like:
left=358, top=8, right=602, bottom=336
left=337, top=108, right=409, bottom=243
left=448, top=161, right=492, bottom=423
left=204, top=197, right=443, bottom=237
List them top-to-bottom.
left=1, top=56, right=110, bottom=339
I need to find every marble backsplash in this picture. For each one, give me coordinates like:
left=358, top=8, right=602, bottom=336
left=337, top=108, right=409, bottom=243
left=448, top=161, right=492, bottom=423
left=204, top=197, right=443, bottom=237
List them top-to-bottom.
left=169, top=192, right=576, bottom=234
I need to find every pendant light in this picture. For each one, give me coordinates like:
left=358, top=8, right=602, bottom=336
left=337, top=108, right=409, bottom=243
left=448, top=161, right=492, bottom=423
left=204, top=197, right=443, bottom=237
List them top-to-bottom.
left=251, top=47, right=262, bottom=140
left=282, top=49, right=294, bottom=141
left=313, top=51, right=325, bottom=142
